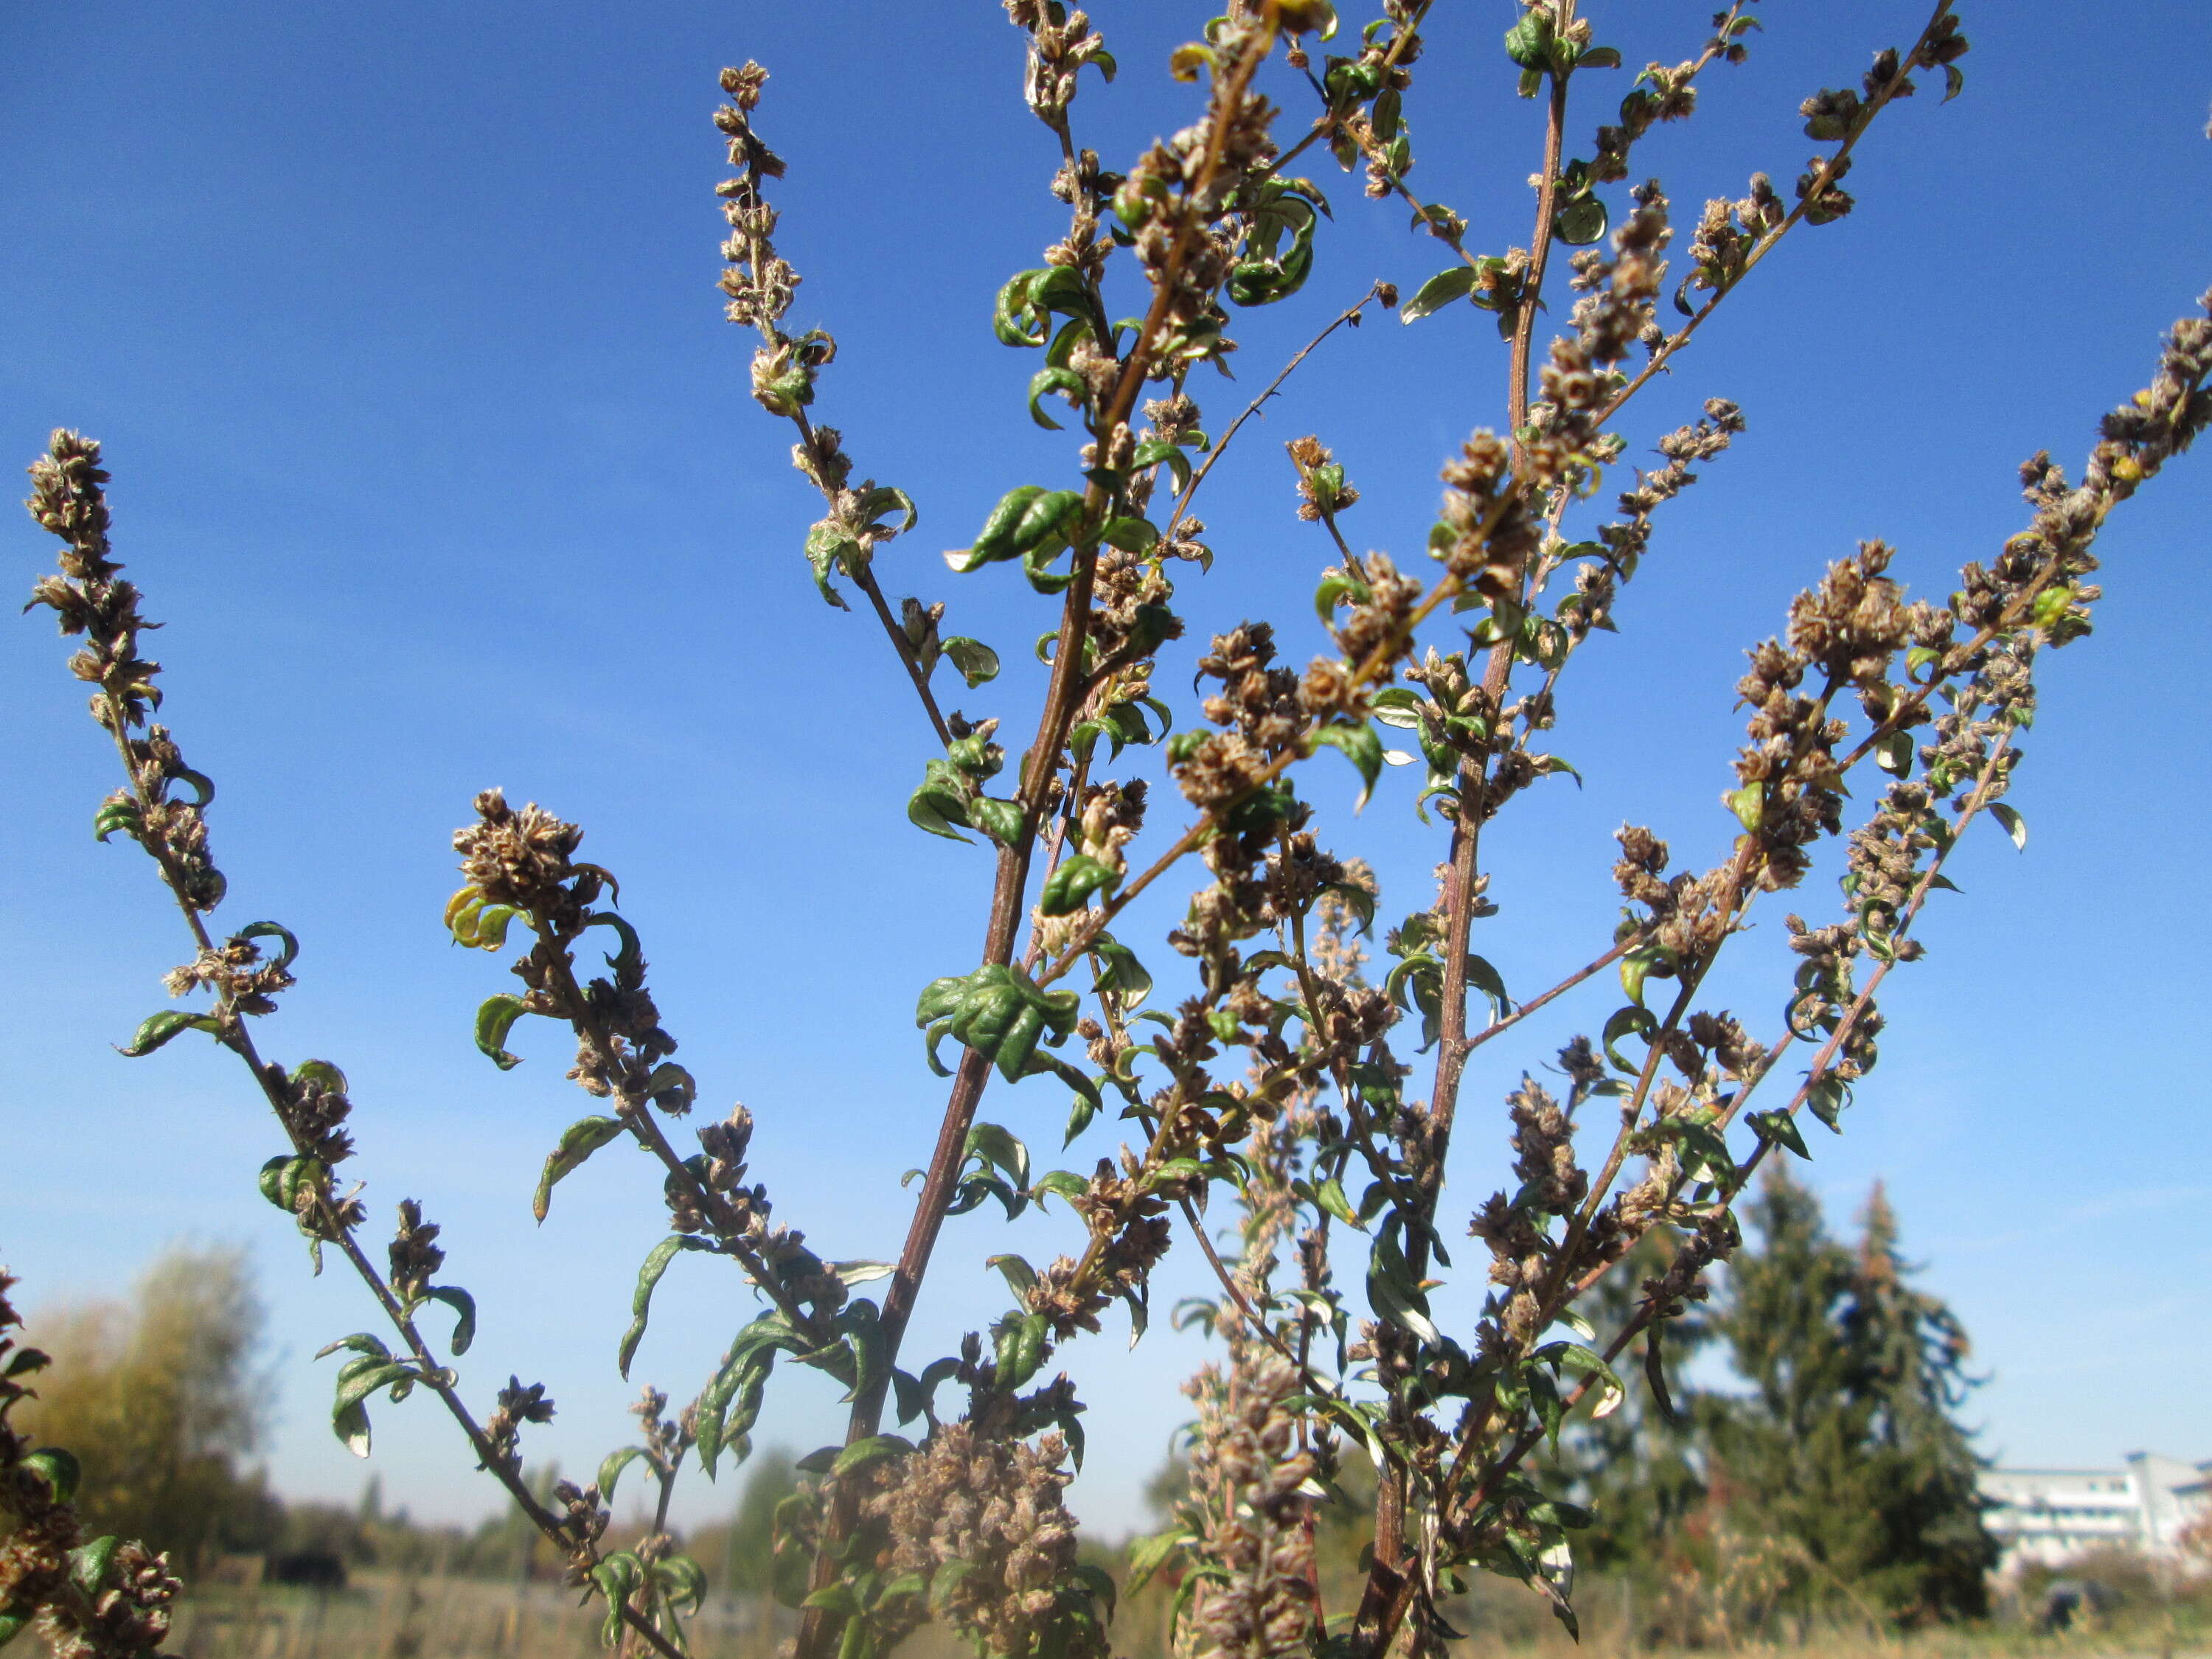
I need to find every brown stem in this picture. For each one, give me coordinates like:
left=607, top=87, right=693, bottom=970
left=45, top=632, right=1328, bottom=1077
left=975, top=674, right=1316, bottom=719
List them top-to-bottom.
left=1362, top=14, right=1574, bottom=1625
left=797, top=29, right=1290, bottom=1655
left=852, top=564, right=953, bottom=748
left=95, top=698, right=688, bottom=1659
left=532, top=936, right=834, bottom=1347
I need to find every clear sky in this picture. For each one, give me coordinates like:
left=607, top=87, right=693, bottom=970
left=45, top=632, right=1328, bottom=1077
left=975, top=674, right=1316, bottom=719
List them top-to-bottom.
left=1, top=2, right=2207, bottom=1542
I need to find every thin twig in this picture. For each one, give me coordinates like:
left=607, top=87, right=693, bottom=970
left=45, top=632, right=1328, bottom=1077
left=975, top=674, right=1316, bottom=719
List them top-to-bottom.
left=1165, top=280, right=1389, bottom=535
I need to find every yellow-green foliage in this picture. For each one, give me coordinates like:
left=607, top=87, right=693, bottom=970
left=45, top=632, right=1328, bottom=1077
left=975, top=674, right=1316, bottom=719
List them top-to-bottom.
left=17, top=1245, right=274, bottom=1568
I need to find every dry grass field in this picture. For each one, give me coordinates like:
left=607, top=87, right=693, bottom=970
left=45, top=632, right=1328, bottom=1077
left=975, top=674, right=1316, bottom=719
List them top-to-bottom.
left=158, top=1571, right=2211, bottom=1659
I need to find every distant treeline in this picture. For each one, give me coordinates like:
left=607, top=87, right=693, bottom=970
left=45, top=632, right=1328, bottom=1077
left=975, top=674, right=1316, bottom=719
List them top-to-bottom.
left=0, top=1175, right=2051, bottom=1640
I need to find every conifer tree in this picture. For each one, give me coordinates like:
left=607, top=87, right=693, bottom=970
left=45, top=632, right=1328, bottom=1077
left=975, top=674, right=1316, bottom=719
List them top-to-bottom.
left=1705, top=1171, right=1994, bottom=1624
left=1833, top=1185, right=1997, bottom=1619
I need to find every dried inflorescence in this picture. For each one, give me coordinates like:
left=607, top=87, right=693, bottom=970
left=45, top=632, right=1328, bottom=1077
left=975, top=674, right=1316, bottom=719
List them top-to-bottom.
left=27, top=437, right=228, bottom=915
left=1178, top=1350, right=1317, bottom=1659
left=481, top=1375, right=556, bottom=1475
left=860, top=1422, right=1101, bottom=1659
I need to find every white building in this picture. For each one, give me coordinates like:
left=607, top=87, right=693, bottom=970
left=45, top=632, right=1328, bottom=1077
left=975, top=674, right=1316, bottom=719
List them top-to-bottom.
left=1979, top=1453, right=2210, bottom=1573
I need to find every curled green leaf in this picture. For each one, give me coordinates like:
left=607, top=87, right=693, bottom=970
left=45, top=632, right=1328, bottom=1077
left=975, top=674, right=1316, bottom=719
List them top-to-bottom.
left=1400, top=264, right=1477, bottom=323
left=1027, top=366, right=1089, bottom=431
left=942, top=636, right=999, bottom=688
left=1040, top=852, right=1121, bottom=916
left=475, top=994, right=529, bottom=1070
left=117, top=1009, right=222, bottom=1057
left=533, top=1115, right=625, bottom=1222
left=619, top=1235, right=712, bottom=1379
left=422, top=1285, right=478, bottom=1355
left=20, top=1448, right=80, bottom=1505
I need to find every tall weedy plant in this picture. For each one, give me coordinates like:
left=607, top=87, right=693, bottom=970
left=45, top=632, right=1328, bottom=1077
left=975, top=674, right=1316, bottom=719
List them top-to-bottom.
left=18, top=3, right=2211, bottom=1657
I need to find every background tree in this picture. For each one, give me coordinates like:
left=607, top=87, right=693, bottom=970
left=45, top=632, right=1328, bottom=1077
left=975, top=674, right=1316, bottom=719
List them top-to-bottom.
left=1705, top=1170, right=1994, bottom=1627
left=1832, top=1183, right=1998, bottom=1620
left=17, top=1245, right=276, bottom=1571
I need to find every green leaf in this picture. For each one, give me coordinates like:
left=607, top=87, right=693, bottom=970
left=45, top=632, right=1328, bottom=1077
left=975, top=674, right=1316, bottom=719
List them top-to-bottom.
left=1503, top=9, right=1554, bottom=69
left=1576, top=45, right=1621, bottom=69
left=1554, top=193, right=1608, bottom=246
left=1399, top=265, right=1477, bottom=324
left=1028, top=366, right=1089, bottom=431
left=1130, top=437, right=1194, bottom=495
left=856, top=484, right=917, bottom=535
left=950, top=484, right=1046, bottom=572
left=1097, top=515, right=1159, bottom=552
left=804, top=521, right=862, bottom=610
left=942, top=636, right=1000, bottom=687
left=1369, top=686, right=1425, bottom=729
left=1309, top=721, right=1383, bottom=808
left=1725, top=782, right=1765, bottom=834
left=969, top=796, right=1026, bottom=846
left=91, top=799, right=142, bottom=843
left=1988, top=801, right=2027, bottom=850
left=1040, top=852, right=1121, bottom=916
left=1315, top=880, right=1376, bottom=935
left=581, top=911, right=644, bottom=979
left=235, top=919, right=300, bottom=970
left=1091, top=934, right=1152, bottom=1007
left=1618, top=945, right=1677, bottom=1007
left=1465, top=953, right=1511, bottom=1021
left=916, top=963, right=1079, bottom=1083
left=474, top=994, right=529, bottom=1070
left=1601, top=1005, right=1656, bottom=1075
left=116, top=1009, right=222, bottom=1057
left=644, top=1062, right=696, bottom=1113
left=1806, top=1074, right=1851, bottom=1133
left=1063, top=1091, right=1096, bottom=1147
left=1748, top=1109, right=1811, bottom=1161
left=533, top=1115, right=626, bottom=1222
left=967, top=1122, right=1032, bottom=1193
left=258, top=1153, right=327, bottom=1213
left=1307, top=1175, right=1360, bottom=1229
left=619, top=1236, right=711, bottom=1380
left=987, top=1253, right=1039, bottom=1298
left=831, top=1260, right=896, bottom=1287
left=422, top=1286, right=478, bottom=1355
left=992, top=1312, right=1050, bottom=1390
left=313, top=1332, right=393, bottom=1362
left=333, top=1359, right=414, bottom=1416
left=329, top=1360, right=417, bottom=1457
left=333, top=1399, right=372, bottom=1458
left=830, top=1433, right=916, bottom=1480
left=598, top=1446, right=647, bottom=1506
left=20, top=1447, right=80, bottom=1504
left=1125, top=1527, right=1192, bottom=1597
left=67, top=1535, right=120, bottom=1602
left=594, top=1554, right=644, bottom=1647
left=655, top=1554, right=709, bottom=1617
left=0, top=1612, right=27, bottom=1649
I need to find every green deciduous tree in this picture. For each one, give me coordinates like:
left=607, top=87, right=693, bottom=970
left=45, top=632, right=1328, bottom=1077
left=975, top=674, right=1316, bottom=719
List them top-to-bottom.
left=16, top=1245, right=274, bottom=1571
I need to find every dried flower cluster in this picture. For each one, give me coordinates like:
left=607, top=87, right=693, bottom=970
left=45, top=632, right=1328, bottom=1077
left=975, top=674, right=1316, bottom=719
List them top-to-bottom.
left=860, top=1422, right=1101, bottom=1659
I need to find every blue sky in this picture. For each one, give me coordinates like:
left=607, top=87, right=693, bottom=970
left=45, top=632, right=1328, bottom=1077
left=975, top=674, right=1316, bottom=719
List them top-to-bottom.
left=2, top=2, right=2207, bottom=1540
